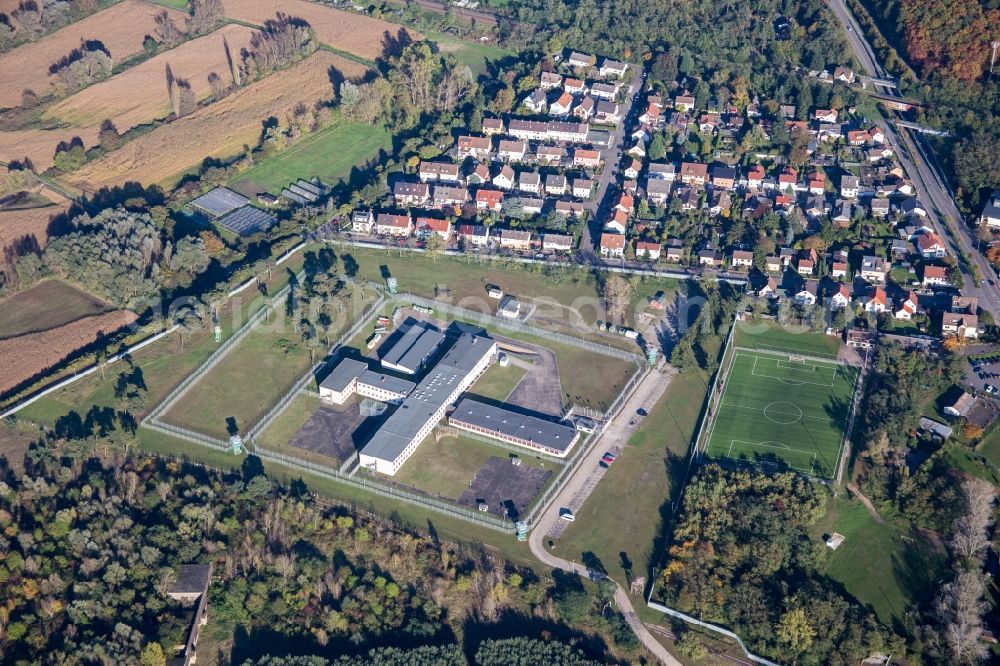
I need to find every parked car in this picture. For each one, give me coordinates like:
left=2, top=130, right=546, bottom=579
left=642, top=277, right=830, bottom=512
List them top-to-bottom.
left=560, top=508, right=576, bottom=521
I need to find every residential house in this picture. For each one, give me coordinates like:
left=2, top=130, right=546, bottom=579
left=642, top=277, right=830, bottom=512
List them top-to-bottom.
left=567, top=52, right=595, bottom=69
left=599, top=58, right=628, bottom=78
left=833, top=66, right=855, bottom=84
left=540, top=71, right=563, bottom=89
left=563, top=78, right=585, bottom=95
left=590, top=82, right=618, bottom=101
left=524, top=89, right=548, bottom=113
left=550, top=92, right=574, bottom=116
left=674, top=93, right=695, bottom=112
left=573, top=95, right=595, bottom=121
left=595, top=100, right=621, bottom=124
left=638, top=103, right=662, bottom=125
left=814, top=108, right=839, bottom=123
left=698, top=113, right=721, bottom=133
left=482, top=118, right=504, bottom=136
left=847, top=129, right=870, bottom=146
left=457, top=135, right=492, bottom=159
left=498, top=140, right=527, bottom=162
left=626, top=142, right=647, bottom=159
left=536, top=145, right=566, bottom=164
left=574, top=148, right=601, bottom=168
left=623, top=159, right=642, bottom=180
left=419, top=161, right=461, bottom=183
left=648, top=162, right=676, bottom=181
left=679, top=162, right=708, bottom=186
left=467, top=163, right=490, bottom=185
left=745, top=164, right=765, bottom=190
left=492, top=165, right=515, bottom=190
left=711, top=165, right=737, bottom=190
left=778, top=166, right=798, bottom=192
left=518, top=171, right=541, bottom=194
left=807, top=171, right=825, bottom=195
left=544, top=173, right=568, bottom=196
left=840, top=174, right=859, bottom=199
left=572, top=178, right=594, bottom=198
left=646, top=179, right=671, bottom=205
left=393, top=182, right=430, bottom=206
left=432, top=185, right=468, bottom=208
left=679, top=187, right=700, bottom=211
left=475, top=189, right=504, bottom=213
left=709, top=190, right=732, bottom=216
left=979, top=191, right=1000, bottom=228
left=614, top=193, right=634, bottom=215
left=521, top=197, right=544, bottom=215
left=869, top=197, right=890, bottom=218
left=899, top=198, right=927, bottom=218
left=555, top=200, right=586, bottom=217
left=832, top=202, right=853, bottom=227
left=351, top=209, right=374, bottom=234
left=604, top=209, right=629, bottom=234
left=375, top=213, right=412, bottom=237
left=415, top=217, right=451, bottom=240
left=458, top=224, right=490, bottom=246
left=500, top=229, right=532, bottom=251
left=600, top=232, right=626, bottom=257
left=915, top=232, right=947, bottom=259
left=542, top=233, right=573, bottom=253
left=665, top=239, right=684, bottom=263
left=890, top=239, right=911, bottom=259
left=636, top=241, right=661, bottom=261
left=699, top=249, right=723, bottom=267
left=731, top=250, right=753, bottom=270
left=860, top=255, right=887, bottom=284
left=764, top=256, right=782, bottom=273
left=797, top=256, right=815, bottom=275
left=922, top=265, right=948, bottom=287
left=754, top=275, right=780, bottom=299
left=795, top=280, right=819, bottom=306
left=830, top=283, right=852, bottom=309
left=864, top=286, right=888, bottom=313
left=894, top=291, right=918, bottom=320
left=952, top=295, right=978, bottom=314
left=942, top=312, right=979, bottom=339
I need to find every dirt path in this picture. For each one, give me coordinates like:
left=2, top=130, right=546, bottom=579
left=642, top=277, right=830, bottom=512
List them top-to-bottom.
left=846, top=482, right=885, bottom=524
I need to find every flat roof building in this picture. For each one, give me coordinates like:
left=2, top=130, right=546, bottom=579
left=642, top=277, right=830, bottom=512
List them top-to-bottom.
left=379, top=323, right=447, bottom=375
left=360, top=334, right=497, bottom=475
left=319, top=358, right=416, bottom=405
left=448, top=398, right=580, bottom=457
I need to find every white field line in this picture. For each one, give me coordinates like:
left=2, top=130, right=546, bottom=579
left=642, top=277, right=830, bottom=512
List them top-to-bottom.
left=745, top=353, right=837, bottom=387
left=719, top=402, right=835, bottom=423
left=727, top=439, right=817, bottom=474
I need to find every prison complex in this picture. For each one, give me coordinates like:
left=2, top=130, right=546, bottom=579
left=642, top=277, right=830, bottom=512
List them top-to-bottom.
left=318, top=324, right=581, bottom=475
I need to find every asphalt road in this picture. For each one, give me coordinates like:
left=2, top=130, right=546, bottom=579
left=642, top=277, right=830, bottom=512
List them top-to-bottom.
left=825, top=0, right=1000, bottom=317
left=579, top=66, right=648, bottom=257
left=527, top=365, right=682, bottom=665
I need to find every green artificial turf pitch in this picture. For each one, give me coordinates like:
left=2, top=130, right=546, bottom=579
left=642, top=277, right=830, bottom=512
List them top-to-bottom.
left=703, top=352, right=859, bottom=478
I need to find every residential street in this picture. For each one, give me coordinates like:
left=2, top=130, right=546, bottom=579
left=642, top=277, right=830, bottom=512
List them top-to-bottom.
left=825, top=0, right=1000, bottom=317
left=579, top=66, right=647, bottom=257
left=527, top=365, right=682, bottom=665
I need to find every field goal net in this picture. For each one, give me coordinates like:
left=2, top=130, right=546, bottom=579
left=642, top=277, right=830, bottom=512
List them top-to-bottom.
left=787, top=354, right=806, bottom=363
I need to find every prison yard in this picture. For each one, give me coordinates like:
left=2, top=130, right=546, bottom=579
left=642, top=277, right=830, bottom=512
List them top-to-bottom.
left=704, top=351, right=858, bottom=479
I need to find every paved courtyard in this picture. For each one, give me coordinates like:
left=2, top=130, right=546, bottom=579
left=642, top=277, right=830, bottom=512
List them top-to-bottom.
left=288, top=399, right=390, bottom=463
left=458, top=455, right=553, bottom=521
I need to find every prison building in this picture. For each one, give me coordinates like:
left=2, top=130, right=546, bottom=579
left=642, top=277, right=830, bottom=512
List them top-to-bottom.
left=378, top=323, right=446, bottom=375
left=360, top=334, right=497, bottom=475
left=318, top=358, right=415, bottom=405
left=447, top=398, right=580, bottom=458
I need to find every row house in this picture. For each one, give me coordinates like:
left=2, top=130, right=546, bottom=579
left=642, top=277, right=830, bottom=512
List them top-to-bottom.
left=482, top=118, right=504, bottom=136
left=457, top=135, right=491, bottom=159
left=498, top=140, right=528, bottom=162
left=537, top=145, right=566, bottom=164
left=419, top=161, right=461, bottom=183
left=518, top=171, right=541, bottom=194
left=393, top=182, right=430, bottom=206
left=432, top=185, right=468, bottom=208
left=376, top=213, right=412, bottom=237
left=414, top=216, right=451, bottom=240
left=458, top=223, right=490, bottom=246
left=500, top=229, right=533, bottom=251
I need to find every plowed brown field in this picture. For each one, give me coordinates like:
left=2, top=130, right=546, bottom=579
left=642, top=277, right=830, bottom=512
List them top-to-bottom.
left=0, top=0, right=187, bottom=108
left=220, top=0, right=420, bottom=60
left=44, top=24, right=260, bottom=131
left=66, top=51, right=369, bottom=190
left=0, top=126, right=101, bottom=172
left=0, top=204, right=67, bottom=255
left=0, top=309, right=137, bottom=395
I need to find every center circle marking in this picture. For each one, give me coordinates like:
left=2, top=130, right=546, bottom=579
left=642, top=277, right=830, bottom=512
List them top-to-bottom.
left=763, top=402, right=802, bottom=424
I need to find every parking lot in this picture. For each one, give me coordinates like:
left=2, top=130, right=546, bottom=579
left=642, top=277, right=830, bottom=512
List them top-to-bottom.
left=968, top=355, right=1000, bottom=395
left=458, top=455, right=553, bottom=521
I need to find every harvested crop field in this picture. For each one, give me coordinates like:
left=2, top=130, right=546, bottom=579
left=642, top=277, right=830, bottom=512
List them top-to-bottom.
left=0, top=0, right=188, bottom=109
left=221, top=0, right=421, bottom=61
left=44, top=24, right=260, bottom=132
left=66, top=51, right=370, bottom=190
left=0, top=126, right=101, bottom=172
left=0, top=204, right=68, bottom=256
left=0, top=279, right=111, bottom=339
left=0, top=309, right=137, bottom=395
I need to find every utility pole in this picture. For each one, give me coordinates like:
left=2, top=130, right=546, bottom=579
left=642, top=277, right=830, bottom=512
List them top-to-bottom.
left=991, top=41, right=1000, bottom=77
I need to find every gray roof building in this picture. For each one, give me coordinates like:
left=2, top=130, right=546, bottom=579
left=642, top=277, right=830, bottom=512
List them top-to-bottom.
left=190, top=187, right=249, bottom=219
left=379, top=323, right=446, bottom=375
left=448, top=398, right=580, bottom=456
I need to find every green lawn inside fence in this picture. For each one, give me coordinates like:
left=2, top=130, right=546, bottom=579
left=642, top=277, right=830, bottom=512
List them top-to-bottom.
left=733, top=319, right=843, bottom=358
left=703, top=352, right=858, bottom=479
left=467, top=361, right=527, bottom=401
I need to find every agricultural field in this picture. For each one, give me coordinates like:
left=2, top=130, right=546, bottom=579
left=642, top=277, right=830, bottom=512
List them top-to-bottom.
left=0, top=0, right=187, bottom=108
left=220, top=0, right=421, bottom=61
left=43, top=24, right=260, bottom=133
left=424, top=30, right=511, bottom=74
left=65, top=51, right=369, bottom=190
left=229, top=122, right=392, bottom=196
left=0, top=126, right=102, bottom=172
left=0, top=202, right=67, bottom=258
left=0, top=279, right=111, bottom=339
left=0, top=309, right=137, bottom=395
left=703, top=351, right=859, bottom=479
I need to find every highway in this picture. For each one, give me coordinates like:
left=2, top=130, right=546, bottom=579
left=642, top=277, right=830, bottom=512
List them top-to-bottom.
left=825, top=0, right=1000, bottom=317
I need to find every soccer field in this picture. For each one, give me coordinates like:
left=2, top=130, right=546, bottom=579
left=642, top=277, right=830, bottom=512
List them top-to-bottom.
left=704, top=352, right=859, bottom=479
